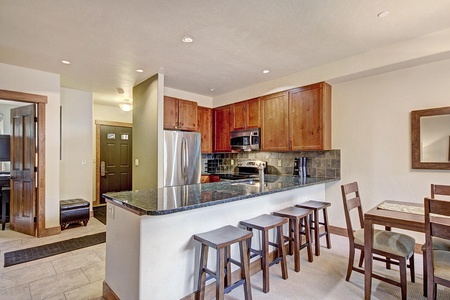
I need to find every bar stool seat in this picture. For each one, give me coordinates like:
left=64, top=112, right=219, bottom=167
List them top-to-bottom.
left=295, top=200, right=331, bottom=256
left=272, top=207, right=313, bottom=272
left=240, top=214, right=288, bottom=293
left=194, top=225, right=253, bottom=300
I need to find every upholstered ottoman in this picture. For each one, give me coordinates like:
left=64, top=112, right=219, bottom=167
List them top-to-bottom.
left=60, top=199, right=90, bottom=230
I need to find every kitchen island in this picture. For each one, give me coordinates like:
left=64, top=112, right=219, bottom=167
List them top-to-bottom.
left=103, top=175, right=337, bottom=300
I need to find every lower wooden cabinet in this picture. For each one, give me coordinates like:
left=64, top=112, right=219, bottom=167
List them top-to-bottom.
left=201, top=175, right=220, bottom=183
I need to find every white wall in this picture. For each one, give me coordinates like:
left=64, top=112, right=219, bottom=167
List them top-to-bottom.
left=327, top=59, right=450, bottom=243
left=0, top=63, right=61, bottom=228
left=60, top=88, right=94, bottom=204
left=93, top=104, right=132, bottom=123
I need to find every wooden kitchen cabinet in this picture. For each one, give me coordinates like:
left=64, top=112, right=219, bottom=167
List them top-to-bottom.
left=260, top=82, right=332, bottom=151
left=288, top=82, right=331, bottom=150
left=261, top=91, right=289, bottom=151
left=164, top=96, right=198, bottom=131
left=231, top=98, right=260, bottom=130
left=213, top=105, right=232, bottom=152
left=197, top=106, right=213, bottom=153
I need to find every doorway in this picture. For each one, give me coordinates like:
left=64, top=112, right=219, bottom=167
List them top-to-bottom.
left=0, top=89, right=47, bottom=238
left=95, top=120, right=132, bottom=206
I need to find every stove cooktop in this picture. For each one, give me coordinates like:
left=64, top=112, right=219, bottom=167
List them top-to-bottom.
left=218, top=173, right=259, bottom=180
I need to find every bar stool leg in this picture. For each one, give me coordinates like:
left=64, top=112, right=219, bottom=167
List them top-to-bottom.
left=323, top=208, right=331, bottom=249
left=313, top=210, right=320, bottom=256
left=304, top=215, right=313, bottom=262
left=293, top=218, right=301, bottom=272
left=288, top=220, right=294, bottom=255
left=277, top=224, right=288, bottom=280
left=261, top=229, right=269, bottom=293
left=239, top=240, right=253, bottom=300
left=196, top=244, right=209, bottom=300
left=224, top=245, right=231, bottom=288
left=217, top=247, right=225, bottom=300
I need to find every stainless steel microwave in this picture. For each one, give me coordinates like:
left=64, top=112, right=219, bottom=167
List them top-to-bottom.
left=230, top=128, right=260, bottom=151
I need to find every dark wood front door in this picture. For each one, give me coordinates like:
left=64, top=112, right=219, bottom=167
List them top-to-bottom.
left=10, top=104, right=36, bottom=236
left=99, top=125, right=132, bottom=204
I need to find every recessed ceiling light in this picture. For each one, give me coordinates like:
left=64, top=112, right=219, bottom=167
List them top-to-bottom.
left=377, top=11, right=389, bottom=18
left=182, top=36, right=194, bottom=43
left=61, top=60, right=71, bottom=65
left=136, top=69, right=144, bottom=73
left=262, top=70, right=270, bottom=74
left=209, top=88, right=215, bottom=92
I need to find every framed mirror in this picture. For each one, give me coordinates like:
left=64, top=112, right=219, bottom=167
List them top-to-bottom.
left=411, top=106, right=450, bottom=169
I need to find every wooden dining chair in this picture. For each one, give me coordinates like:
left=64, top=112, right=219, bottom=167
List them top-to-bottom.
left=341, top=182, right=415, bottom=300
left=423, top=185, right=450, bottom=296
left=425, top=197, right=450, bottom=299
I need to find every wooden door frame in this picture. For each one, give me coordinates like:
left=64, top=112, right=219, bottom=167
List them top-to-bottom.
left=0, top=89, right=47, bottom=237
left=95, top=120, right=132, bottom=206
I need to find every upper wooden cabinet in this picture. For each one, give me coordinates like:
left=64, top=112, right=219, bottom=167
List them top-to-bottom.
left=261, top=82, right=332, bottom=151
left=289, top=82, right=331, bottom=150
left=261, top=92, right=289, bottom=151
left=164, top=96, right=198, bottom=131
left=231, top=98, right=261, bottom=130
left=213, top=105, right=232, bottom=152
left=197, top=106, right=213, bottom=153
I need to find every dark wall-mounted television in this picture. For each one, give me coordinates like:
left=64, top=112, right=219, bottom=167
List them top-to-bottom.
left=0, top=134, right=10, bottom=161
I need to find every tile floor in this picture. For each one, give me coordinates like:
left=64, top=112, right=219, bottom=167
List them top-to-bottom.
left=0, top=218, right=106, bottom=300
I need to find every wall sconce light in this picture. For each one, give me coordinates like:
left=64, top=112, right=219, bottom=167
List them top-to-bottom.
left=119, top=99, right=133, bottom=111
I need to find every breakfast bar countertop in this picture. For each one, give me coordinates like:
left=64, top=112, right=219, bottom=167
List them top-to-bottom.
left=103, top=175, right=337, bottom=216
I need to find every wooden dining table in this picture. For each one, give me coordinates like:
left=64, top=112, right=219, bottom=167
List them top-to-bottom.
left=363, top=200, right=430, bottom=299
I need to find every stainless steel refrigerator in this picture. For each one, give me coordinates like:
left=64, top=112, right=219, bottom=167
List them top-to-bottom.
left=164, top=130, right=201, bottom=187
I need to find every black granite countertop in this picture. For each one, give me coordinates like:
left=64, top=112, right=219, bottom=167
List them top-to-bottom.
left=103, top=175, right=337, bottom=216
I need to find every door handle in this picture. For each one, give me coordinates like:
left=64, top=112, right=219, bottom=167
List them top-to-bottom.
left=100, top=161, right=106, bottom=177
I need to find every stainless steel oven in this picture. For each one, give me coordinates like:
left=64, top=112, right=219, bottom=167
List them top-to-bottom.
left=230, top=128, right=260, bottom=151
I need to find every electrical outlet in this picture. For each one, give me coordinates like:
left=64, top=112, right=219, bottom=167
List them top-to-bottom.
left=81, top=159, right=86, bottom=165
left=135, top=159, right=139, bottom=166
left=278, top=160, right=282, bottom=167
left=108, top=205, right=115, bottom=220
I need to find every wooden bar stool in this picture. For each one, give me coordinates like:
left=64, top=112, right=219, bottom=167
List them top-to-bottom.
left=295, top=200, right=331, bottom=256
left=272, top=207, right=313, bottom=272
left=240, top=214, right=288, bottom=293
left=194, top=225, right=253, bottom=300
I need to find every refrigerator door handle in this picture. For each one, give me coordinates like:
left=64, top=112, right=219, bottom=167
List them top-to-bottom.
left=181, top=138, right=185, bottom=182
left=184, top=138, right=189, bottom=184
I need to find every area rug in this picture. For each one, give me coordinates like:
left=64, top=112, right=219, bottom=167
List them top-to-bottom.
left=93, top=205, right=107, bottom=225
left=3, top=232, right=106, bottom=267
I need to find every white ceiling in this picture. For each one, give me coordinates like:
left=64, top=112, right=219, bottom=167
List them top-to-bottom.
left=1, top=0, right=450, bottom=106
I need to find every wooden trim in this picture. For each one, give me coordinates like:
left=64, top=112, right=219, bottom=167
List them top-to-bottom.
left=0, top=89, right=48, bottom=104
left=0, top=89, right=47, bottom=238
left=37, top=102, right=46, bottom=237
left=411, top=106, right=450, bottom=169
left=95, top=120, right=132, bottom=206
left=95, top=120, right=132, bottom=128
left=40, top=225, right=61, bottom=237
left=329, top=225, right=348, bottom=237
left=103, top=281, right=120, bottom=300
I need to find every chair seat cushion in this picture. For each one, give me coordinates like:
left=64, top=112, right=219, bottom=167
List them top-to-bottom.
left=354, top=229, right=415, bottom=257
left=421, top=237, right=450, bottom=251
left=434, top=250, right=450, bottom=280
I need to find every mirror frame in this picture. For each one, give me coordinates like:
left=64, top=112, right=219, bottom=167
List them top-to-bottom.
left=411, top=106, right=450, bottom=170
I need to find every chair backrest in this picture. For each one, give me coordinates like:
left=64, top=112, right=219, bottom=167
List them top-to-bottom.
left=341, top=182, right=364, bottom=242
left=431, top=184, right=450, bottom=200
left=425, top=197, right=450, bottom=242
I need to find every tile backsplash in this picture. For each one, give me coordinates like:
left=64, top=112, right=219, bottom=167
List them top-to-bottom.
left=202, top=149, right=340, bottom=179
